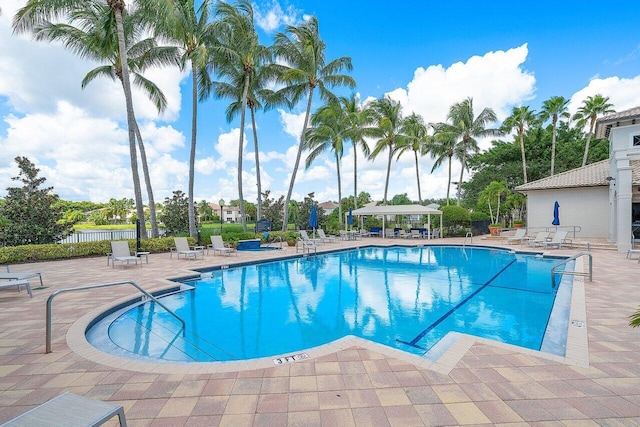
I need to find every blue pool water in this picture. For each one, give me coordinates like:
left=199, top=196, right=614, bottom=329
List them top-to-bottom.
left=87, top=246, right=568, bottom=362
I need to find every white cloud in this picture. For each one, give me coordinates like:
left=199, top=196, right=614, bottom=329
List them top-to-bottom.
left=254, top=0, right=301, bottom=33
left=391, top=44, right=536, bottom=124
left=567, top=75, right=640, bottom=116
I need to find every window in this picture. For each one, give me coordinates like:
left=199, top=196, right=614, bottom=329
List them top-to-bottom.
left=634, top=135, right=640, bottom=146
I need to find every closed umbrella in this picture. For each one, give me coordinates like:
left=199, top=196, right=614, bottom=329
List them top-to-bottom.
left=552, top=201, right=560, bottom=229
left=309, top=205, right=318, bottom=238
left=348, top=208, right=353, bottom=230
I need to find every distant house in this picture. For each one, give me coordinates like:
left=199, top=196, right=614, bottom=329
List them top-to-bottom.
left=515, top=106, right=640, bottom=252
left=318, top=201, right=339, bottom=215
left=208, top=203, right=243, bottom=223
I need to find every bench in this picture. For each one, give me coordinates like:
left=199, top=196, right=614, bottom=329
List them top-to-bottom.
left=0, top=279, right=32, bottom=298
left=0, top=392, right=127, bottom=427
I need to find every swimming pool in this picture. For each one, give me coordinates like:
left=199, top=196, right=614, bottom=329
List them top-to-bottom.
left=87, top=245, right=570, bottom=363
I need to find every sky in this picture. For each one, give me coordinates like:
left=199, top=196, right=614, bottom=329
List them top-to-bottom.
left=1, top=0, right=640, bottom=208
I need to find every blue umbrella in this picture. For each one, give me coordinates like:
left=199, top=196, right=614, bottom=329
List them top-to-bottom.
left=552, top=201, right=560, bottom=227
left=309, top=205, right=318, bottom=237
left=348, top=208, right=353, bottom=229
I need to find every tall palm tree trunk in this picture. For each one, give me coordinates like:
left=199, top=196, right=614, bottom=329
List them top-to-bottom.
left=110, top=2, right=145, bottom=239
left=188, top=62, right=198, bottom=238
left=237, top=73, right=251, bottom=232
left=282, top=90, right=314, bottom=231
left=250, top=107, right=262, bottom=220
left=550, top=116, right=558, bottom=176
left=581, top=119, right=596, bottom=167
left=134, top=122, right=157, bottom=237
left=519, top=132, right=528, bottom=183
left=353, top=144, right=358, bottom=209
left=383, top=149, right=392, bottom=205
left=456, top=150, right=466, bottom=206
left=414, top=151, right=422, bottom=204
left=336, top=153, right=342, bottom=229
left=446, top=156, right=452, bottom=205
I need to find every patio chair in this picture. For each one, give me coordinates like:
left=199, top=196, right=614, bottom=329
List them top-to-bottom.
left=429, top=228, right=440, bottom=239
left=506, top=228, right=527, bottom=244
left=300, top=229, right=323, bottom=244
left=317, top=229, right=337, bottom=243
left=359, top=229, right=370, bottom=238
left=384, top=229, right=396, bottom=238
left=398, top=229, right=411, bottom=239
left=410, top=229, right=422, bottom=239
left=528, top=231, right=550, bottom=247
left=540, top=231, right=570, bottom=249
left=208, top=235, right=237, bottom=257
left=171, top=237, right=204, bottom=260
left=110, top=241, right=140, bottom=269
left=0, top=269, right=44, bottom=288
left=0, top=279, right=32, bottom=298
left=1, top=391, right=127, bottom=427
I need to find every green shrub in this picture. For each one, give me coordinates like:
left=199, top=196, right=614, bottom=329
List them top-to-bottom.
left=441, top=205, right=470, bottom=228
left=469, top=211, right=490, bottom=221
left=0, top=236, right=196, bottom=264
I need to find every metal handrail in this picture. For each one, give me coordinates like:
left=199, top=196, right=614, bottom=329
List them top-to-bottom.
left=266, top=235, right=285, bottom=248
left=551, top=252, right=592, bottom=289
left=46, top=280, right=186, bottom=353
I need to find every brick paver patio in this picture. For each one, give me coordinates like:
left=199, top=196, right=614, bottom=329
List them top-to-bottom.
left=1, top=237, right=639, bottom=426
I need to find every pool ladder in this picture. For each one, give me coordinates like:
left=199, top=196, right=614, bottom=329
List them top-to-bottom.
left=463, top=231, right=473, bottom=246
left=265, top=235, right=285, bottom=248
left=551, top=251, right=593, bottom=288
left=45, top=280, right=185, bottom=353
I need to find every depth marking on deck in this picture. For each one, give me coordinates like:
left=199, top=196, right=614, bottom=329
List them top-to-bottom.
left=273, top=353, right=309, bottom=365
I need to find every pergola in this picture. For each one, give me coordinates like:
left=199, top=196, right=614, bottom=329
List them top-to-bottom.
left=350, top=204, right=443, bottom=239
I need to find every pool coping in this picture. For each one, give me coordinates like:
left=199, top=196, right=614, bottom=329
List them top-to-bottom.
left=66, top=246, right=589, bottom=375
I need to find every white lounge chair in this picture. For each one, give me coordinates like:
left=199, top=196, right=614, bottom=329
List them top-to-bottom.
left=429, top=228, right=440, bottom=239
left=506, top=228, right=527, bottom=244
left=300, top=229, right=322, bottom=244
left=317, top=229, right=337, bottom=243
left=359, top=229, right=370, bottom=238
left=384, top=229, right=396, bottom=238
left=398, top=229, right=411, bottom=239
left=410, top=229, right=422, bottom=239
left=528, top=231, right=550, bottom=247
left=541, top=231, right=570, bottom=249
left=208, top=235, right=237, bottom=256
left=171, top=237, right=204, bottom=260
left=110, top=241, right=140, bottom=269
left=0, top=269, right=43, bottom=288
left=0, top=278, right=32, bottom=298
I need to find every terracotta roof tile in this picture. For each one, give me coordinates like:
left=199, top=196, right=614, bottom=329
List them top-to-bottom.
left=516, top=159, right=640, bottom=191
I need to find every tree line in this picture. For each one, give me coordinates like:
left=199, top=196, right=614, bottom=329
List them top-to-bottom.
left=10, top=0, right=615, bottom=238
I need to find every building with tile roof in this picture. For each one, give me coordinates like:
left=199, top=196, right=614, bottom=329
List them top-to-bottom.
left=515, top=107, right=640, bottom=251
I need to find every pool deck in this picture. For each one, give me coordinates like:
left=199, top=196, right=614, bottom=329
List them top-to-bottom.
left=1, top=237, right=639, bottom=425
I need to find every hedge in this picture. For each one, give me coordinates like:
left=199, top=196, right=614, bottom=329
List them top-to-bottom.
left=0, top=237, right=196, bottom=264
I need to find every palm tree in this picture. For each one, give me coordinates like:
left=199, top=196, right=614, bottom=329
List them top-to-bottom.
left=14, top=0, right=149, bottom=237
left=151, top=0, right=215, bottom=238
left=209, top=0, right=270, bottom=232
left=30, top=2, right=177, bottom=238
left=272, top=17, right=355, bottom=231
left=340, top=94, right=371, bottom=210
left=573, top=94, right=615, bottom=167
left=368, top=96, right=407, bottom=205
left=539, top=96, right=570, bottom=176
left=435, top=97, right=500, bottom=205
left=305, top=100, right=347, bottom=228
left=502, top=105, right=537, bottom=184
left=398, top=113, right=431, bottom=204
left=430, top=129, right=456, bottom=205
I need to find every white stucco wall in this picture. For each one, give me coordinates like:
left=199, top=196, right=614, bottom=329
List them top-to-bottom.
left=525, top=187, right=609, bottom=238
